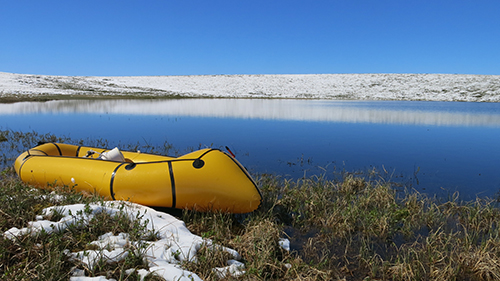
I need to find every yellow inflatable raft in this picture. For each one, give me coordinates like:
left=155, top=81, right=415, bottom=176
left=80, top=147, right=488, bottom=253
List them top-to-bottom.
left=14, top=143, right=261, bottom=213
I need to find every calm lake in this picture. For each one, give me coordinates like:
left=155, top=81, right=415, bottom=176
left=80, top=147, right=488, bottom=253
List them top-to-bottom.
left=1, top=99, right=500, bottom=199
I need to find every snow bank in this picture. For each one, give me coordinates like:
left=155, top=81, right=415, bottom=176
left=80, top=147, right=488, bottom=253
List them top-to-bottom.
left=1, top=72, right=499, bottom=102
left=4, top=201, right=247, bottom=281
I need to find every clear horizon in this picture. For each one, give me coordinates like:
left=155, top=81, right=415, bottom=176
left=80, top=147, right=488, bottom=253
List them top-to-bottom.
left=1, top=1, right=499, bottom=76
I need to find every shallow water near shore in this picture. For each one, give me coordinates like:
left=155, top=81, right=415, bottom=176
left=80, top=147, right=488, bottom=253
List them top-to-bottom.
left=1, top=98, right=500, bottom=199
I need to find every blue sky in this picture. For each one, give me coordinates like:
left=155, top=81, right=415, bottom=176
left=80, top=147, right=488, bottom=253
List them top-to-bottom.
left=1, top=1, right=499, bottom=76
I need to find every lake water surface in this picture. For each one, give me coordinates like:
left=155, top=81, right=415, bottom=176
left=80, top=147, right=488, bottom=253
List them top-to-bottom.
left=1, top=99, right=499, bottom=199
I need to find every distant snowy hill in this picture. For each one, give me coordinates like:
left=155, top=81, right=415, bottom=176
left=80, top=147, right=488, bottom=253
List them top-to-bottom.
left=1, top=72, right=499, bottom=102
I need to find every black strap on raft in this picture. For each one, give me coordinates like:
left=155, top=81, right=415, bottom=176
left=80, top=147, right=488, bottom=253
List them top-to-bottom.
left=51, top=143, right=63, bottom=156
left=168, top=162, right=176, bottom=208
left=109, top=163, right=127, bottom=200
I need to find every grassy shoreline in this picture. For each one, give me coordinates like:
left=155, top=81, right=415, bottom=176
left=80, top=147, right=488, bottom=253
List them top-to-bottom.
left=0, top=93, right=194, bottom=104
left=2, top=131, right=500, bottom=280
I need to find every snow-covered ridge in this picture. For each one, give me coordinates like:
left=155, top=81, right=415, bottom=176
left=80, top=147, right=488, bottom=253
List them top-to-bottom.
left=1, top=72, right=499, bottom=102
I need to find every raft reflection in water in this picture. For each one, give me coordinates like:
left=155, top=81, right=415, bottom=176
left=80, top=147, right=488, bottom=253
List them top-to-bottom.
left=14, top=143, right=262, bottom=214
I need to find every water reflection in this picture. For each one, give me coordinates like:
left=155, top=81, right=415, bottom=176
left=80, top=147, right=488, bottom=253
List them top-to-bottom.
left=1, top=99, right=500, bottom=127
